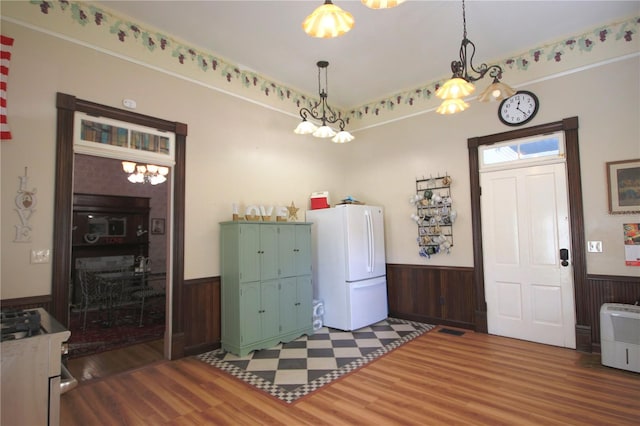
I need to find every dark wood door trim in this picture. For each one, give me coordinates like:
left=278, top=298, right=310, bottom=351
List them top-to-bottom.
left=53, top=92, right=187, bottom=358
left=468, top=117, right=589, bottom=350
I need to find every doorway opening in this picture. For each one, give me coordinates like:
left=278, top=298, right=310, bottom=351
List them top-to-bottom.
left=52, top=93, right=187, bottom=365
left=68, top=155, right=169, bottom=359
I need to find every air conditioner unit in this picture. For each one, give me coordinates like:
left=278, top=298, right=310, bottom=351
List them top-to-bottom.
left=600, top=303, right=640, bottom=373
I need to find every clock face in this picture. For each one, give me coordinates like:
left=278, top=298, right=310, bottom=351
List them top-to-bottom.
left=498, top=91, right=539, bottom=126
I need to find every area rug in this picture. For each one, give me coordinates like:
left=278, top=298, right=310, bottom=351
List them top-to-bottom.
left=67, top=304, right=165, bottom=359
left=197, top=318, right=434, bottom=404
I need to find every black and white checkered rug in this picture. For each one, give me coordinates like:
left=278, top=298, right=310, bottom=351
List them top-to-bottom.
left=196, top=318, right=434, bottom=403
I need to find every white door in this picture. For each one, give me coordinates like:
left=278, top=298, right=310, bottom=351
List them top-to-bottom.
left=481, top=162, right=576, bottom=348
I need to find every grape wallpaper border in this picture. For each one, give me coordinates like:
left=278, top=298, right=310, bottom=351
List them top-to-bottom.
left=25, top=1, right=640, bottom=123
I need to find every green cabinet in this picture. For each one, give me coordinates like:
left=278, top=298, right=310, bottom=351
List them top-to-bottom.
left=221, top=221, right=313, bottom=356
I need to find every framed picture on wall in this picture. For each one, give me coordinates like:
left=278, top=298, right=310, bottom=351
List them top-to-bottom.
left=606, top=159, right=640, bottom=214
left=151, top=218, right=165, bottom=235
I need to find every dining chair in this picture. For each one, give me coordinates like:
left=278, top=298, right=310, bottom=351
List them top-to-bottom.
left=130, top=258, right=165, bottom=327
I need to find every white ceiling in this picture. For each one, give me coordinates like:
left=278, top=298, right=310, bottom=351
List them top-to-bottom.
left=97, top=0, right=639, bottom=109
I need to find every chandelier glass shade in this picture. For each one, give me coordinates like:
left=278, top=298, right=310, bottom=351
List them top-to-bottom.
left=361, top=0, right=405, bottom=9
left=436, top=0, right=515, bottom=114
left=302, top=1, right=354, bottom=38
left=294, top=61, right=354, bottom=143
left=435, top=77, right=475, bottom=100
left=477, top=78, right=516, bottom=102
left=436, top=98, right=470, bottom=115
left=122, top=161, right=169, bottom=185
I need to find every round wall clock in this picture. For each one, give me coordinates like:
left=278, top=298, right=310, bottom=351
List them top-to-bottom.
left=498, top=90, right=539, bottom=126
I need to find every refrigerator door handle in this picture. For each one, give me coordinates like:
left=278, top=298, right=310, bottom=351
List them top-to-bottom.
left=365, top=210, right=374, bottom=272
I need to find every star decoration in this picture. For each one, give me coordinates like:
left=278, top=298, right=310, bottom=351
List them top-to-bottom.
left=287, top=201, right=299, bottom=221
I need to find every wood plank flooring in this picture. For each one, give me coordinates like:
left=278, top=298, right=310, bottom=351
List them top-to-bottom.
left=61, top=327, right=640, bottom=425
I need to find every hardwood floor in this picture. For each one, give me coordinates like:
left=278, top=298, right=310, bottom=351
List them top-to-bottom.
left=61, top=327, right=640, bottom=425
left=66, top=339, right=165, bottom=382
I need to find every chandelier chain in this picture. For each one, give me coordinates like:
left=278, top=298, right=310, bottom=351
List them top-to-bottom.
left=462, top=0, right=467, bottom=40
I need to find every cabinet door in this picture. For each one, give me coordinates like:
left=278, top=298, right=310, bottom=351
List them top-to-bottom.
left=239, top=224, right=260, bottom=283
left=260, top=225, right=279, bottom=281
left=278, top=225, right=296, bottom=278
left=295, top=225, right=312, bottom=277
left=296, top=275, right=313, bottom=329
left=280, top=276, right=313, bottom=335
left=279, top=277, right=298, bottom=335
left=261, top=280, right=281, bottom=341
left=240, top=282, right=261, bottom=345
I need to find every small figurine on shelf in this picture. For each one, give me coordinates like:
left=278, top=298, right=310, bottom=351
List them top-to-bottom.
left=287, top=202, right=299, bottom=221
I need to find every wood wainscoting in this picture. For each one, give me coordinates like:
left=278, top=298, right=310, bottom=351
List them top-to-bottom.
left=386, top=264, right=475, bottom=330
left=581, top=274, right=640, bottom=353
left=182, top=276, right=221, bottom=356
left=0, top=295, right=52, bottom=312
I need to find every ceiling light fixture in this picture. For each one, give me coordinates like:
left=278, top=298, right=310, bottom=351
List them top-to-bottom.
left=302, top=0, right=354, bottom=38
left=361, top=0, right=405, bottom=9
left=436, top=0, right=515, bottom=114
left=294, top=61, right=354, bottom=144
left=122, top=161, right=169, bottom=185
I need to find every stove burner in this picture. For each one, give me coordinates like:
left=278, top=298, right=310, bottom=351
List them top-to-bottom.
left=0, top=309, right=42, bottom=341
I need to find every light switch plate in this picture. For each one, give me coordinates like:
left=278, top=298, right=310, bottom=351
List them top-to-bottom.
left=587, top=241, right=602, bottom=253
left=31, top=249, right=51, bottom=264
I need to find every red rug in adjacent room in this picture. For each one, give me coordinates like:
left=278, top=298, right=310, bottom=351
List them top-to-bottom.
left=67, top=305, right=165, bottom=359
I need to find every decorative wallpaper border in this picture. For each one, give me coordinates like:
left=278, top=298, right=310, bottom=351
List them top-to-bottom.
left=26, top=1, right=640, bottom=124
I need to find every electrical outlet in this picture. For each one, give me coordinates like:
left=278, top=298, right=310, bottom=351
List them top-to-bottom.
left=587, top=241, right=603, bottom=253
left=30, top=249, right=51, bottom=264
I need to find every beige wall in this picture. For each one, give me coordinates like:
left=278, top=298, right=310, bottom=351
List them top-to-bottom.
left=1, top=14, right=639, bottom=300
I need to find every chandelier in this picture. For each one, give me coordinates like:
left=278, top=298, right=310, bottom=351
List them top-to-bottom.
left=435, top=0, right=515, bottom=114
left=294, top=61, right=354, bottom=144
left=121, top=161, right=169, bottom=185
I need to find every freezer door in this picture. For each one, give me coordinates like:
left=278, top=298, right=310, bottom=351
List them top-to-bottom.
left=344, top=205, right=386, bottom=282
left=348, top=277, right=389, bottom=330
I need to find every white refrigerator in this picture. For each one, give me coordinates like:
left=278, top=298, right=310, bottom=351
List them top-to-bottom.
left=306, top=204, right=388, bottom=331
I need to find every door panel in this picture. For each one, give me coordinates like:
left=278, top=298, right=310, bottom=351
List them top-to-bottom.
left=481, top=162, right=575, bottom=348
left=260, top=225, right=279, bottom=281
left=278, top=225, right=296, bottom=278
left=295, top=225, right=312, bottom=276
left=279, top=277, right=297, bottom=335
left=261, top=280, right=280, bottom=340
left=496, top=281, right=522, bottom=320
left=240, top=282, right=261, bottom=345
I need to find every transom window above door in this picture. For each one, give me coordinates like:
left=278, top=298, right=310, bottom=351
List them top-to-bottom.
left=73, top=112, right=175, bottom=166
left=480, top=132, right=565, bottom=171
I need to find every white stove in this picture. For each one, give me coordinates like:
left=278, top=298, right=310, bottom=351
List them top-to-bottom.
left=1, top=308, right=77, bottom=426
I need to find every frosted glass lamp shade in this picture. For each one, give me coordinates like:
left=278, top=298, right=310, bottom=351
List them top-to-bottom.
left=361, top=0, right=405, bottom=9
left=303, top=1, right=354, bottom=38
left=436, top=78, right=475, bottom=100
left=478, top=80, right=516, bottom=102
left=436, top=98, right=470, bottom=115
left=294, top=119, right=318, bottom=135
left=313, top=125, right=337, bottom=138
left=332, top=130, right=355, bottom=143
left=122, top=161, right=136, bottom=173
